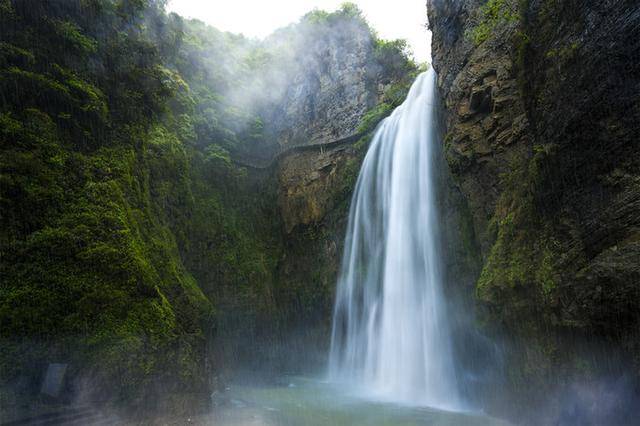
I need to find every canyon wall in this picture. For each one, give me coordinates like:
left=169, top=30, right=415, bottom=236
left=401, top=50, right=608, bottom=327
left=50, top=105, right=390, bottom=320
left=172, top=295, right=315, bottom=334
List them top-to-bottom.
left=428, top=0, right=640, bottom=421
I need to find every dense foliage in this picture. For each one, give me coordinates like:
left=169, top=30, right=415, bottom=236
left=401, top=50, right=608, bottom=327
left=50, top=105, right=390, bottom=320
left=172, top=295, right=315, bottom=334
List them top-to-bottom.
left=0, top=0, right=219, bottom=404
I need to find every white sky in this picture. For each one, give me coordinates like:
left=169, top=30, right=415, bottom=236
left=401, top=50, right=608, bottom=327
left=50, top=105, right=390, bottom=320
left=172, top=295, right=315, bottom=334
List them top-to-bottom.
left=166, top=0, right=431, bottom=62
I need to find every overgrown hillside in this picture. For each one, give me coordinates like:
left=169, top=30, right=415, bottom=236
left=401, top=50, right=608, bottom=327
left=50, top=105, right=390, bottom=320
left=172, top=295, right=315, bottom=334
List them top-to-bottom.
left=0, top=0, right=416, bottom=413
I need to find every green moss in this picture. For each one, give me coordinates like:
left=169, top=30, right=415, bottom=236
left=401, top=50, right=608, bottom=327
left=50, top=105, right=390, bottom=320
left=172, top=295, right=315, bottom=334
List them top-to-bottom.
left=468, top=0, right=520, bottom=45
left=0, top=2, right=215, bottom=403
left=545, top=41, right=579, bottom=61
left=0, top=42, right=35, bottom=65
left=357, top=103, right=393, bottom=134
left=475, top=139, right=564, bottom=340
left=477, top=213, right=557, bottom=301
left=537, top=246, right=557, bottom=296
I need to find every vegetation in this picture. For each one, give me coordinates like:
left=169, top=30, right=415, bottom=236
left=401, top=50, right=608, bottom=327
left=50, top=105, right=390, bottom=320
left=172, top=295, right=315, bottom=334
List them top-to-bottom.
left=0, top=0, right=415, bottom=409
left=0, top=0, right=218, bottom=403
left=468, top=0, right=520, bottom=45
left=304, top=2, right=364, bottom=24
left=357, top=76, right=416, bottom=135
left=476, top=143, right=563, bottom=319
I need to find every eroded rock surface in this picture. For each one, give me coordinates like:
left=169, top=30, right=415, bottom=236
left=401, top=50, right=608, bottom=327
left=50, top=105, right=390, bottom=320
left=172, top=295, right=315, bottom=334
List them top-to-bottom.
left=429, top=0, right=640, bottom=420
left=266, top=21, right=379, bottom=149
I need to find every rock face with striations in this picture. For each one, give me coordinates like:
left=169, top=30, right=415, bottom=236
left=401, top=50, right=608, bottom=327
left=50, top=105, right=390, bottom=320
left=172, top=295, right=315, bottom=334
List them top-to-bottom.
left=428, top=0, right=640, bottom=420
left=271, top=11, right=410, bottom=235
left=269, top=14, right=382, bottom=234
left=265, top=16, right=380, bottom=150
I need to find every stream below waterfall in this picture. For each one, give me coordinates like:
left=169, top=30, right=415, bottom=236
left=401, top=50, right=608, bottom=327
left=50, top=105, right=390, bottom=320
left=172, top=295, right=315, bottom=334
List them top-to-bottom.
left=211, top=377, right=508, bottom=426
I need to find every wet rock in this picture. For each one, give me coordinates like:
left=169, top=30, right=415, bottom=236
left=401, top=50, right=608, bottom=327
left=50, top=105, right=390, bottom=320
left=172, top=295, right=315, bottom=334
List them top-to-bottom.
left=428, top=0, right=640, bottom=419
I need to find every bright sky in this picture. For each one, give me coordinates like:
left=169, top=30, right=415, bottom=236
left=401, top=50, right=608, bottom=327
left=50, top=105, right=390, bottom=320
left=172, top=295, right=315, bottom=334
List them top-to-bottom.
left=166, top=0, right=431, bottom=62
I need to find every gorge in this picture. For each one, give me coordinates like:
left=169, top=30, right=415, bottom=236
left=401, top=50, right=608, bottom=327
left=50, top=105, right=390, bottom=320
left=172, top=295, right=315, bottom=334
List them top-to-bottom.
left=1, top=0, right=639, bottom=425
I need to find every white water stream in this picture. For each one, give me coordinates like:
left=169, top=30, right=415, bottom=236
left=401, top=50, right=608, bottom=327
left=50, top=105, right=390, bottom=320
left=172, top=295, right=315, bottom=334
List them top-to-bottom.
left=328, top=69, right=462, bottom=410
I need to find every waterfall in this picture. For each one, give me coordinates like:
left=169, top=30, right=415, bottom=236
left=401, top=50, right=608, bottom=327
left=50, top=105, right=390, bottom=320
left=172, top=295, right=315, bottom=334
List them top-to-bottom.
left=328, top=69, right=462, bottom=410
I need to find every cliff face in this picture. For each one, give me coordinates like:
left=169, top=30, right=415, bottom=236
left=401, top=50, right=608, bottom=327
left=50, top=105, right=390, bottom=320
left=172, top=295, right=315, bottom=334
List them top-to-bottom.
left=428, top=0, right=640, bottom=419
left=265, top=18, right=379, bottom=149
left=266, top=19, right=417, bottom=367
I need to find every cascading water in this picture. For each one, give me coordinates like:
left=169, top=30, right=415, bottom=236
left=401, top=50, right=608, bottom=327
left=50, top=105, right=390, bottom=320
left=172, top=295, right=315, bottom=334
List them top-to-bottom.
left=328, top=69, right=462, bottom=410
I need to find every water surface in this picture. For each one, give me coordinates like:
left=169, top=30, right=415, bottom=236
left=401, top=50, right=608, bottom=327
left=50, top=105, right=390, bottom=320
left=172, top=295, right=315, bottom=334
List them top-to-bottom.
left=213, top=377, right=509, bottom=426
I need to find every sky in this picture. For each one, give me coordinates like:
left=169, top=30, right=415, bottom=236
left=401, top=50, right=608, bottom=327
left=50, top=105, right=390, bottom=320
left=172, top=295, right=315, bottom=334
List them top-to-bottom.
left=166, top=0, right=431, bottom=62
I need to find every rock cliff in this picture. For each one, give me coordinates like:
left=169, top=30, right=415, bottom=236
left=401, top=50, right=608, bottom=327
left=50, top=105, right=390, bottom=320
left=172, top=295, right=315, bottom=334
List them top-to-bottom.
left=428, top=0, right=640, bottom=421
left=199, top=6, right=418, bottom=374
left=266, top=9, right=418, bottom=366
left=265, top=17, right=379, bottom=149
